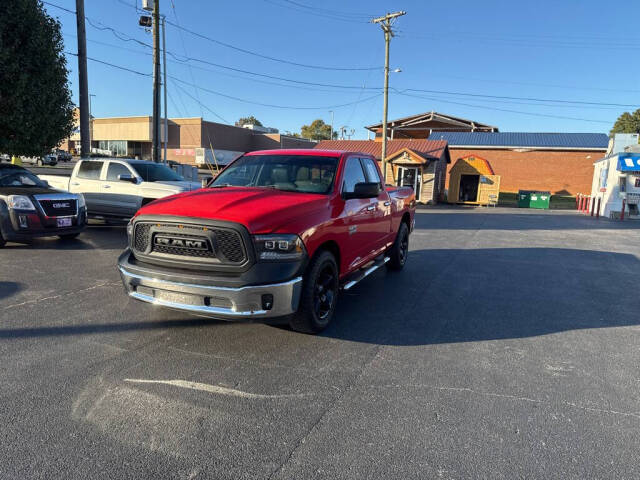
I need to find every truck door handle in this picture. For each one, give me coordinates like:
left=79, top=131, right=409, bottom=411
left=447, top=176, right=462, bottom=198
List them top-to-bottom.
left=71, top=182, right=80, bottom=186
left=102, top=185, right=111, bottom=189
left=384, top=201, right=391, bottom=206
left=367, top=205, right=376, bottom=211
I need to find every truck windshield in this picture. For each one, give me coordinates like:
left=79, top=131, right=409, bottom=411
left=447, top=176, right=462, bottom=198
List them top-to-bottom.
left=211, top=154, right=338, bottom=194
left=132, top=163, right=184, bottom=182
left=0, top=169, right=48, bottom=188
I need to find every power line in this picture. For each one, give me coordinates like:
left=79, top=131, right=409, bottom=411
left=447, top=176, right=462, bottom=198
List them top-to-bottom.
left=262, top=0, right=371, bottom=24
left=163, top=19, right=381, bottom=71
left=65, top=50, right=151, bottom=76
left=169, top=76, right=382, bottom=110
left=171, top=79, right=230, bottom=124
left=394, top=91, right=613, bottom=125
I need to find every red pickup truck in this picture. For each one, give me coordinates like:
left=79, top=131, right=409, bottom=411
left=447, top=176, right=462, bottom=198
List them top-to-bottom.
left=117, top=149, right=415, bottom=333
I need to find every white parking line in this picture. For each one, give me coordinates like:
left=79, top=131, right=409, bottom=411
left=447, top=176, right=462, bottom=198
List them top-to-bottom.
left=123, top=378, right=311, bottom=399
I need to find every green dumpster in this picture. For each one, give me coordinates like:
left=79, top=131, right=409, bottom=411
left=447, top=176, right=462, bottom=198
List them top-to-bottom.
left=517, top=190, right=532, bottom=208
left=529, top=191, right=551, bottom=209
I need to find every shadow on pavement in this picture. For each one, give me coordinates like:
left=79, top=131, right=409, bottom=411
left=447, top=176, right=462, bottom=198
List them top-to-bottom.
left=0, top=223, right=127, bottom=250
left=1, top=247, right=638, bottom=346
left=0, top=282, right=22, bottom=301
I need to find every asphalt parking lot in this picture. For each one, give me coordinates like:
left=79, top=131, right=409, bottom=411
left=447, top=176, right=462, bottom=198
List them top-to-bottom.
left=1, top=207, right=639, bottom=479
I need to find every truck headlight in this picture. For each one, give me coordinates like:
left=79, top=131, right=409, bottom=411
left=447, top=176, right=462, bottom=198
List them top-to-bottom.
left=77, top=193, right=86, bottom=208
left=7, top=195, right=36, bottom=211
left=126, top=220, right=134, bottom=239
left=252, top=234, right=306, bottom=261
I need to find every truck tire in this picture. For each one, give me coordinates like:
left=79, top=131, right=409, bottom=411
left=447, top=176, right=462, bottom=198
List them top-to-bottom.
left=387, top=222, right=409, bottom=271
left=0, top=231, right=5, bottom=248
left=289, top=250, right=339, bottom=334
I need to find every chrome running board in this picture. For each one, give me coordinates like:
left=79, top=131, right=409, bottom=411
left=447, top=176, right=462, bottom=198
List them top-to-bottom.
left=342, top=257, right=390, bottom=291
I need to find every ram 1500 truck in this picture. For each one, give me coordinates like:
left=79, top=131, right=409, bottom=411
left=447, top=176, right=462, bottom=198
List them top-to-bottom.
left=117, top=149, right=415, bottom=333
left=40, top=158, right=200, bottom=221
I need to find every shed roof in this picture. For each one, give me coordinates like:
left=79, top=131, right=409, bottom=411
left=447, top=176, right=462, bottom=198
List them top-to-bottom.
left=365, top=112, right=498, bottom=133
left=432, top=132, right=608, bottom=150
left=314, top=139, right=449, bottom=161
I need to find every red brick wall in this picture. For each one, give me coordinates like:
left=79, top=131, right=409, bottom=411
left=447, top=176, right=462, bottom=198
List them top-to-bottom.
left=447, top=148, right=605, bottom=195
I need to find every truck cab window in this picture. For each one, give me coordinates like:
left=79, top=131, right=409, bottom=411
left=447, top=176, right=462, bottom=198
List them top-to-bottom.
left=342, top=157, right=366, bottom=194
left=362, top=158, right=382, bottom=185
left=77, top=161, right=103, bottom=180
left=106, top=163, right=133, bottom=181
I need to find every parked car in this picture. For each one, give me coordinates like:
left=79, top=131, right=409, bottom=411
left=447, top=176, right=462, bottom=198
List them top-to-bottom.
left=54, top=149, right=72, bottom=162
left=117, top=149, right=416, bottom=333
left=0, top=154, right=10, bottom=163
left=20, top=155, right=58, bottom=167
left=39, top=158, right=201, bottom=221
left=0, top=164, right=86, bottom=247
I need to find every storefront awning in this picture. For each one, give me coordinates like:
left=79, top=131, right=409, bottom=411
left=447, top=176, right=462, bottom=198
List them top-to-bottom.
left=617, top=153, right=640, bottom=172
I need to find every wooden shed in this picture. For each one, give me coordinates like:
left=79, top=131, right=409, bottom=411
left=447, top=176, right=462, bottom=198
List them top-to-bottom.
left=386, top=147, right=450, bottom=204
left=448, top=155, right=501, bottom=205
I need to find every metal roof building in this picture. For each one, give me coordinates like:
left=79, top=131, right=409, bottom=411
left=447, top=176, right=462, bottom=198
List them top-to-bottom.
left=432, top=132, right=609, bottom=151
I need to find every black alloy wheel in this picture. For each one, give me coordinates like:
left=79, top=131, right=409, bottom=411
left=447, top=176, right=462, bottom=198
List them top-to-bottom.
left=387, top=222, right=409, bottom=270
left=314, top=264, right=337, bottom=321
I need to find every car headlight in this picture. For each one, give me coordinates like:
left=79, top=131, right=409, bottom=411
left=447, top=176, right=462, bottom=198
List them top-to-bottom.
left=77, top=193, right=86, bottom=208
left=7, top=195, right=36, bottom=211
left=252, top=234, right=306, bottom=261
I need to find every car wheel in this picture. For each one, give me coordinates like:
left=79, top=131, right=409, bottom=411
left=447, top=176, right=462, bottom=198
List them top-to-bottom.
left=387, top=222, right=409, bottom=271
left=0, top=232, right=5, bottom=248
left=58, top=233, right=80, bottom=241
left=289, top=250, right=339, bottom=334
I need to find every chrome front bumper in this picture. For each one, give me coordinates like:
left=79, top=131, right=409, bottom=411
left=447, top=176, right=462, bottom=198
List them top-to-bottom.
left=118, top=266, right=303, bottom=319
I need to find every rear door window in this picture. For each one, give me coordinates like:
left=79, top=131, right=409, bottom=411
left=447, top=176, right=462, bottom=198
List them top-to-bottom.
left=77, top=161, right=104, bottom=180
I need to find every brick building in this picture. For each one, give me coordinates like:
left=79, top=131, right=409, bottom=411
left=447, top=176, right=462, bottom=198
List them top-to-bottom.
left=61, top=115, right=315, bottom=165
left=433, top=132, right=608, bottom=195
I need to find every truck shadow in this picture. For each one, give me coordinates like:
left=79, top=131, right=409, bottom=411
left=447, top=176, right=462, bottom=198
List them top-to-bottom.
left=0, top=223, right=127, bottom=250
left=321, top=247, right=640, bottom=345
left=0, top=282, right=22, bottom=301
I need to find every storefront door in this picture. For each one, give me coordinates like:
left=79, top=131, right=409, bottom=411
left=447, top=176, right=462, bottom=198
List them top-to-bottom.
left=397, top=166, right=421, bottom=201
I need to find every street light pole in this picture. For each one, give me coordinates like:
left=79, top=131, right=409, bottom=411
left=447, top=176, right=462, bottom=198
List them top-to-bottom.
left=75, top=0, right=90, bottom=159
left=151, top=0, right=161, bottom=162
left=372, top=11, right=406, bottom=184
left=162, top=15, right=168, bottom=164
left=89, top=94, right=95, bottom=154
left=329, top=110, right=334, bottom=140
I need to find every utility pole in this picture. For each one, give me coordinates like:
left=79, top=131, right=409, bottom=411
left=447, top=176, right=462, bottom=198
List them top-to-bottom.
left=75, top=0, right=90, bottom=158
left=152, top=0, right=161, bottom=162
left=372, top=11, right=405, bottom=183
left=162, top=15, right=168, bottom=164
left=329, top=110, right=334, bottom=140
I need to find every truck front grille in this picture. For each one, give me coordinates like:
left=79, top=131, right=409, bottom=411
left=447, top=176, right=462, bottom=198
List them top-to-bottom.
left=38, top=199, right=77, bottom=217
left=133, top=222, right=247, bottom=265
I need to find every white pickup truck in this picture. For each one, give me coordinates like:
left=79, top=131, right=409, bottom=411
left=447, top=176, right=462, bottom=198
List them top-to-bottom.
left=40, top=158, right=201, bottom=220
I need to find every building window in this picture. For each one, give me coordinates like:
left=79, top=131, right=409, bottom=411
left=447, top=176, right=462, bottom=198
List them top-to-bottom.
left=98, top=140, right=127, bottom=156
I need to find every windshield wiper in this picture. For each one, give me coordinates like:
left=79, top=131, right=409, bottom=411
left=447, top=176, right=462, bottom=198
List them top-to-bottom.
left=209, top=183, right=235, bottom=188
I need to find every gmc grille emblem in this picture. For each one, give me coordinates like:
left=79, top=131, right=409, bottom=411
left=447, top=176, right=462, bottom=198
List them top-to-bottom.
left=52, top=202, right=70, bottom=209
left=154, top=235, right=209, bottom=251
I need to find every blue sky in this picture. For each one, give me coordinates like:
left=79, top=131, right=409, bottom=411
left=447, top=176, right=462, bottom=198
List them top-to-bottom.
left=45, top=0, right=639, bottom=139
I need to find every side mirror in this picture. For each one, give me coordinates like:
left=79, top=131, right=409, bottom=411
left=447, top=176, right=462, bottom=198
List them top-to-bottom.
left=118, top=174, right=138, bottom=183
left=41, top=180, right=49, bottom=187
left=344, top=182, right=381, bottom=199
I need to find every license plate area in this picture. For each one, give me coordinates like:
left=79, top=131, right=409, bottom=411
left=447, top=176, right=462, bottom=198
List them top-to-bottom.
left=56, top=217, right=72, bottom=227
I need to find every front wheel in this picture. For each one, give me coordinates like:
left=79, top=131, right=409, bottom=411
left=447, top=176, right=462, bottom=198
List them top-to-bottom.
left=387, top=222, right=409, bottom=270
left=289, top=250, right=339, bottom=334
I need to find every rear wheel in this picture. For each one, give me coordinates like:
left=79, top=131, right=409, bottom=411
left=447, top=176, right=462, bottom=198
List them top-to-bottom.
left=387, top=222, right=409, bottom=270
left=289, top=250, right=339, bottom=334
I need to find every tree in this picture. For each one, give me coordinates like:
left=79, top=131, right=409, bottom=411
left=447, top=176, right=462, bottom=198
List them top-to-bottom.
left=0, top=0, right=74, bottom=156
left=610, top=109, right=640, bottom=136
left=235, top=116, right=263, bottom=127
left=300, top=119, right=335, bottom=141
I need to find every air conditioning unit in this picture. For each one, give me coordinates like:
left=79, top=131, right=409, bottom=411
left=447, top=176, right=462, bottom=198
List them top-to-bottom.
left=142, top=0, right=154, bottom=12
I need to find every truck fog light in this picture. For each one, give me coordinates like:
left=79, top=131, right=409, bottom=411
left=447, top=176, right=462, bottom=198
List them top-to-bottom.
left=18, top=215, right=28, bottom=228
left=261, top=294, right=274, bottom=310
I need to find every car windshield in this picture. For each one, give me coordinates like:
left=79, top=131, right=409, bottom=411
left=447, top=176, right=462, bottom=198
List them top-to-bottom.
left=211, top=154, right=338, bottom=194
left=131, top=163, right=184, bottom=182
left=0, top=169, right=47, bottom=188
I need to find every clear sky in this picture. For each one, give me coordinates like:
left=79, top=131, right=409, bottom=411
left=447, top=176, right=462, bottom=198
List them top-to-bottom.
left=44, top=0, right=639, bottom=139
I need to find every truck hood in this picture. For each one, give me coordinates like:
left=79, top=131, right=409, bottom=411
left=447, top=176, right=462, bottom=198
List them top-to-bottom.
left=136, top=186, right=330, bottom=233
